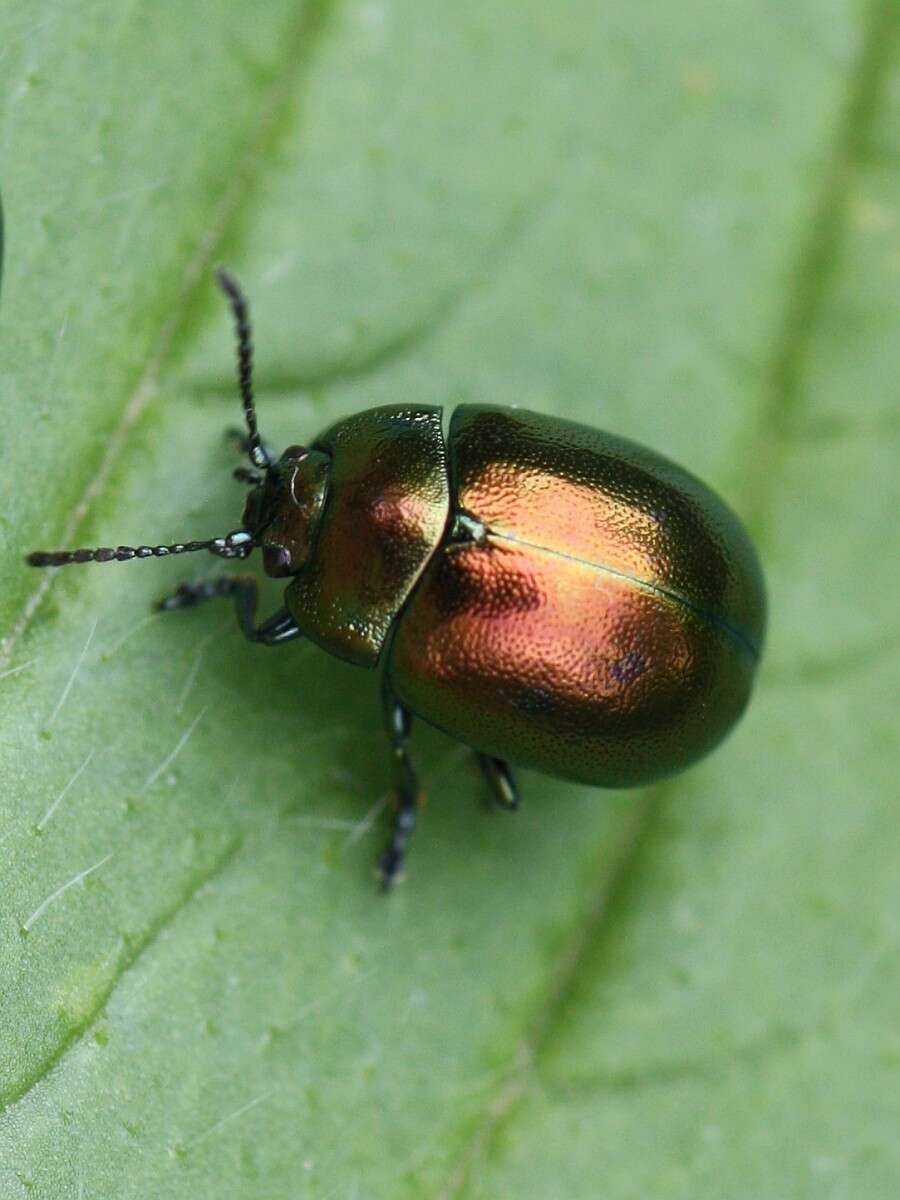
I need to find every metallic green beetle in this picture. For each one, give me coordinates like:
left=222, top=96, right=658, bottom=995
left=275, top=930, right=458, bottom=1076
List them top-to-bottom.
left=28, top=272, right=766, bottom=887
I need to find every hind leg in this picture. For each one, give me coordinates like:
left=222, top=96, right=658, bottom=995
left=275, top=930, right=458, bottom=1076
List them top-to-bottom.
left=475, top=753, right=520, bottom=811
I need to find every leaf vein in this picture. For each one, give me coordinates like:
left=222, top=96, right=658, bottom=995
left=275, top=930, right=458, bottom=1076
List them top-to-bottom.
left=0, top=834, right=244, bottom=1117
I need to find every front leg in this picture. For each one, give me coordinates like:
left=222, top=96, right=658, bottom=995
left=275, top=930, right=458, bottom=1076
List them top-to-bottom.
left=158, top=575, right=301, bottom=646
left=378, top=686, right=423, bottom=890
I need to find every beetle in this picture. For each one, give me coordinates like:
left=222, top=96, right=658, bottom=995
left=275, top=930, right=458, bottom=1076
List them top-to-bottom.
left=28, top=271, right=766, bottom=887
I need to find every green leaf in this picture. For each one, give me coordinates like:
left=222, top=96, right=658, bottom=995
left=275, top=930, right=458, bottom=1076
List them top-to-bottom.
left=1, top=2, right=897, bottom=1197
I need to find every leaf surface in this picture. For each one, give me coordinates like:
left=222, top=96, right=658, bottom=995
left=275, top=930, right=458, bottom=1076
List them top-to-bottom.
left=0, top=2, right=897, bottom=1197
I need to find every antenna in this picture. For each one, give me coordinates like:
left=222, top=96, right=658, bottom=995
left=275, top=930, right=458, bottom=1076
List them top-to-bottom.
left=216, top=268, right=270, bottom=470
left=27, top=530, right=254, bottom=568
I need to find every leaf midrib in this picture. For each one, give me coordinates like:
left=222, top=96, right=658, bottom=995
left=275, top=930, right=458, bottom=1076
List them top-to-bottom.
left=0, top=0, right=338, bottom=1113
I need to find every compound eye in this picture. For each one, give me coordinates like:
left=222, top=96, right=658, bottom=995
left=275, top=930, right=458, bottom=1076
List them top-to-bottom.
left=280, top=444, right=308, bottom=463
left=263, top=544, right=293, bottom=577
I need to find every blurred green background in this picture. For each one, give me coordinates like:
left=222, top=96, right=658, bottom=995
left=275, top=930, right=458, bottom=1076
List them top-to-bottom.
left=1, top=2, right=898, bottom=1196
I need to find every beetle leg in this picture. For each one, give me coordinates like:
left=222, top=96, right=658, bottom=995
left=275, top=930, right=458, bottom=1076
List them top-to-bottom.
left=226, top=426, right=275, bottom=467
left=157, top=576, right=301, bottom=646
left=378, top=691, right=422, bottom=890
left=475, top=753, right=520, bottom=811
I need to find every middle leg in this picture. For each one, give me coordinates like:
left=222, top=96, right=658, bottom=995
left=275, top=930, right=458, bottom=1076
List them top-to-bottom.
left=378, top=685, right=423, bottom=890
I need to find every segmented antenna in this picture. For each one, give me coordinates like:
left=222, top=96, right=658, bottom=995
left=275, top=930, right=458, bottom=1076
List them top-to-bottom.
left=216, top=268, right=270, bottom=470
left=27, top=530, right=254, bottom=568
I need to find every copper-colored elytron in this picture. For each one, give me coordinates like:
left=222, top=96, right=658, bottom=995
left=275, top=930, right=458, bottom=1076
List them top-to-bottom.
left=388, top=406, right=764, bottom=787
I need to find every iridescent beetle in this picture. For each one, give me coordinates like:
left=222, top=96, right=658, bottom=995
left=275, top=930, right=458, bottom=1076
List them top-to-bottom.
left=28, top=272, right=766, bottom=887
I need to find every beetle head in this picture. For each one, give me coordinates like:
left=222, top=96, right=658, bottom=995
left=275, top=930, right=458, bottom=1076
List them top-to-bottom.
left=242, top=444, right=329, bottom=578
